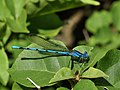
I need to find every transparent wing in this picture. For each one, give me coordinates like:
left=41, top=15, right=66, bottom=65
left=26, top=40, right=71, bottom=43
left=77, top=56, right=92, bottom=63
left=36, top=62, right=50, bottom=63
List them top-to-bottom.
left=28, top=34, right=69, bottom=51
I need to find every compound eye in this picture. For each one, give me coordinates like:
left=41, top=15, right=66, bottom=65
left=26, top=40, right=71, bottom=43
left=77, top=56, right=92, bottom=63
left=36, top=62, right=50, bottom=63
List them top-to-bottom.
left=83, top=51, right=88, bottom=58
left=84, top=51, right=87, bottom=55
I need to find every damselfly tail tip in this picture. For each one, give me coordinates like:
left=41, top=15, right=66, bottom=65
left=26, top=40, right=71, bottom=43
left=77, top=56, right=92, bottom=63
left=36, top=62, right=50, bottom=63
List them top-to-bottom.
left=12, top=46, right=20, bottom=49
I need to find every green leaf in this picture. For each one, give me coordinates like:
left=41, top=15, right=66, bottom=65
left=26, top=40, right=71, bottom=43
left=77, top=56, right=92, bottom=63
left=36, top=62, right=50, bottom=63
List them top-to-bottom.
left=0, top=0, right=12, bottom=21
left=0, top=0, right=29, bottom=33
left=5, top=0, right=26, bottom=19
left=25, top=0, right=41, bottom=16
left=26, top=0, right=100, bottom=16
left=80, top=0, right=100, bottom=5
left=110, top=1, right=120, bottom=31
left=7, top=10, right=29, bottom=33
left=86, top=10, right=112, bottom=34
left=28, top=13, right=63, bottom=37
left=29, top=13, right=63, bottom=29
left=0, top=22, right=11, bottom=45
left=0, top=23, right=7, bottom=40
left=38, top=26, right=63, bottom=37
left=88, top=26, right=113, bottom=45
left=96, top=26, right=112, bottom=45
left=2, top=28, right=11, bottom=45
left=9, top=43, right=70, bottom=87
left=73, top=45, right=93, bottom=54
left=84, top=45, right=116, bottom=71
left=0, top=48, right=9, bottom=86
left=97, top=49, right=120, bottom=88
left=9, top=65, right=55, bottom=87
left=49, top=67, right=74, bottom=83
left=82, top=67, right=108, bottom=78
left=10, top=69, right=55, bottom=87
left=73, top=79, right=98, bottom=90
left=12, top=82, right=32, bottom=90
left=12, top=83, right=23, bottom=90
left=0, top=84, right=8, bottom=90
left=97, top=86, right=120, bottom=90
left=57, top=87, right=69, bottom=90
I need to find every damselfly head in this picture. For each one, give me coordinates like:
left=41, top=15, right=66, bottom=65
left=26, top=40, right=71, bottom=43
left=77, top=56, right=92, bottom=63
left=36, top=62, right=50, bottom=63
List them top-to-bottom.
left=78, top=51, right=89, bottom=63
left=83, top=51, right=89, bottom=59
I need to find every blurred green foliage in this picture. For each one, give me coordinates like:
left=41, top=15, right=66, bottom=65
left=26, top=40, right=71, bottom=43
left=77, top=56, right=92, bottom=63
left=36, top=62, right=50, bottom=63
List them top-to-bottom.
left=0, top=0, right=120, bottom=90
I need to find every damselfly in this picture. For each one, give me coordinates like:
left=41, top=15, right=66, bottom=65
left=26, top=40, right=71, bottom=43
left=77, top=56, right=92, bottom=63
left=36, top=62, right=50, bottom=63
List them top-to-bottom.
left=12, top=34, right=88, bottom=63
